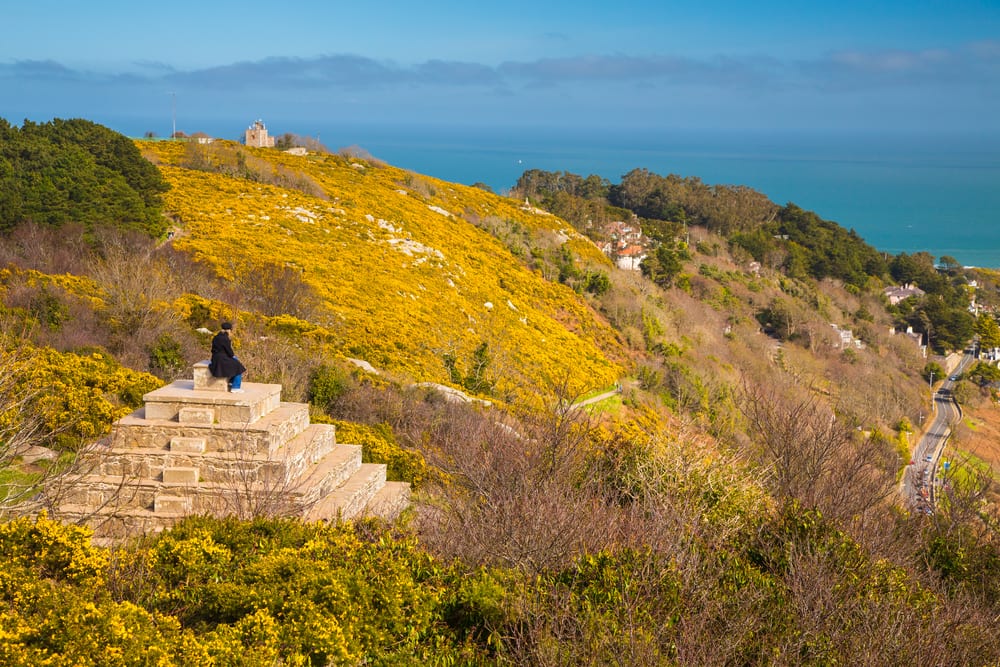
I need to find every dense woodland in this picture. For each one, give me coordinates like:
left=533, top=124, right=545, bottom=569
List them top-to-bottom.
left=0, top=118, right=169, bottom=236
left=1, top=120, right=1000, bottom=664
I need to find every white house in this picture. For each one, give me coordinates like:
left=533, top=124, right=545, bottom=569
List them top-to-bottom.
left=615, top=245, right=647, bottom=271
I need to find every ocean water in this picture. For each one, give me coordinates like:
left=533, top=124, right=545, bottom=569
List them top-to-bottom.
left=316, top=124, right=1000, bottom=269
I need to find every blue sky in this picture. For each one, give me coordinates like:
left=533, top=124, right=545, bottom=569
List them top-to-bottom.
left=2, top=0, right=998, bottom=138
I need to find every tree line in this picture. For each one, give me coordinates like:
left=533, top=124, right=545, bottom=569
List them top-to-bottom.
left=515, top=167, right=980, bottom=354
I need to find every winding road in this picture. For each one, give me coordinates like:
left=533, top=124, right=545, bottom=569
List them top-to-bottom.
left=902, top=352, right=974, bottom=512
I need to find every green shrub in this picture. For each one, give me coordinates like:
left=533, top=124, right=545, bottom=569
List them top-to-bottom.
left=29, top=286, right=70, bottom=330
left=148, top=334, right=185, bottom=379
left=922, top=361, right=945, bottom=384
left=307, top=364, right=351, bottom=412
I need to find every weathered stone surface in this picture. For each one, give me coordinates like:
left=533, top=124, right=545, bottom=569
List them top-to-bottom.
left=193, top=360, right=229, bottom=392
left=142, top=380, right=282, bottom=425
left=113, top=402, right=310, bottom=454
left=178, top=407, right=215, bottom=424
left=93, top=427, right=335, bottom=487
left=170, top=437, right=206, bottom=453
left=17, top=445, right=59, bottom=464
left=306, top=463, right=386, bottom=521
left=163, top=467, right=199, bottom=484
left=366, top=481, right=411, bottom=520
left=154, top=495, right=191, bottom=513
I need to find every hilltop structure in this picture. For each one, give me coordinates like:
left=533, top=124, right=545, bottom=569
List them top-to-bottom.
left=244, top=119, right=275, bottom=148
left=58, top=363, right=409, bottom=542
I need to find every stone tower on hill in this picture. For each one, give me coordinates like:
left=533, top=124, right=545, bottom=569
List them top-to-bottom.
left=245, top=119, right=275, bottom=148
left=58, top=362, right=410, bottom=542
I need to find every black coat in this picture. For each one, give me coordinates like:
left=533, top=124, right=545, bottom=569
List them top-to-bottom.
left=209, top=331, right=247, bottom=378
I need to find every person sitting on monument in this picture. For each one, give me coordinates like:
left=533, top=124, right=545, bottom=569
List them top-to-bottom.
left=209, top=321, right=247, bottom=393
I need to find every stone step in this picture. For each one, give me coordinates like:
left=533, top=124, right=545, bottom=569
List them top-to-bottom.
left=142, top=380, right=282, bottom=426
left=111, top=402, right=313, bottom=454
left=178, top=407, right=215, bottom=424
left=175, top=423, right=339, bottom=487
left=93, top=424, right=337, bottom=485
left=262, top=424, right=338, bottom=484
left=170, top=437, right=206, bottom=453
left=65, top=442, right=362, bottom=515
left=167, top=443, right=362, bottom=518
left=289, top=444, right=363, bottom=506
left=305, top=463, right=387, bottom=522
left=59, top=479, right=157, bottom=512
left=364, top=481, right=411, bottom=521
left=57, top=503, right=188, bottom=543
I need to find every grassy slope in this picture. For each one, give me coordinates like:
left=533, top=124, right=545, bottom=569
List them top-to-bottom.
left=142, top=141, right=623, bottom=398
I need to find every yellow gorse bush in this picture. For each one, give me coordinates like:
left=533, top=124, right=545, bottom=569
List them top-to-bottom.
left=142, top=140, right=624, bottom=400
left=0, top=267, right=106, bottom=309
left=1, top=340, right=161, bottom=450
left=0, top=512, right=108, bottom=587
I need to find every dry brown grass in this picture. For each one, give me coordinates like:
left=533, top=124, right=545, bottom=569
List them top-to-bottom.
left=954, top=399, right=1000, bottom=508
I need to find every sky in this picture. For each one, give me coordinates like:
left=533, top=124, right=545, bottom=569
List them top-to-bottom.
left=1, top=0, right=999, bottom=139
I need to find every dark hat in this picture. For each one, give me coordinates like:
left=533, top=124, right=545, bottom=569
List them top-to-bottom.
left=221, top=321, right=233, bottom=330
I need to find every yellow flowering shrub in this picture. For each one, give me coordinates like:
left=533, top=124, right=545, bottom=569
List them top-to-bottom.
left=139, top=140, right=625, bottom=402
left=0, top=267, right=106, bottom=308
left=264, top=313, right=336, bottom=342
left=2, top=342, right=162, bottom=450
left=0, top=513, right=107, bottom=587
left=0, top=513, right=496, bottom=664
left=141, top=515, right=474, bottom=663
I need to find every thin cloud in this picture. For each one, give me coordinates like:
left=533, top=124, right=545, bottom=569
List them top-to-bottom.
left=968, top=40, right=1000, bottom=59
left=3, top=41, right=998, bottom=106
left=800, top=42, right=1000, bottom=90
left=499, top=54, right=720, bottom=83
left=157, top=55, right=503, bottom=91
left=167, top=55, right=408, bottom=89
left=0, top=59, right=86, bottom=81
left=130, top=60, right=179, bottom=74
left=414, top=60, right=501, bottom=85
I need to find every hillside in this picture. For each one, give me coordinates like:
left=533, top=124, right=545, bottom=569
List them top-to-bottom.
left=2, top=124, right=1000, bottom=663
left=142, top=140, right=623, bottom=400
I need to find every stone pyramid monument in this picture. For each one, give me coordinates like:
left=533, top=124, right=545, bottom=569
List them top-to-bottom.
left=58, top=362, right=410, bottom=541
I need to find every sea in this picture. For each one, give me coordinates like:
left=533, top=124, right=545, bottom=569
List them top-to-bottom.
left=116, top=118, right=1000, bottom=269
left=312, top=124, right=1000, bottom=269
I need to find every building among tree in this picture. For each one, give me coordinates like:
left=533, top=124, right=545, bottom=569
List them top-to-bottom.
left=245, top=119, right=275, bottom=148
left=599, top=219, right=648, bottom=271
left=883, top=283, right=926, bottom=305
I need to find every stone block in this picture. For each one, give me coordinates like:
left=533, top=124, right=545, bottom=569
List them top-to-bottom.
left=193, top=361, right=229, bottom=392
left=144, top=402, right=179, bottom=421
left=179, top=407, right=214, bottom=424
left=170, top=437, right=206, bottom=453
left=163, top=467, right=199, bottom=484
left=154, top=495, right=191, bottom=514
